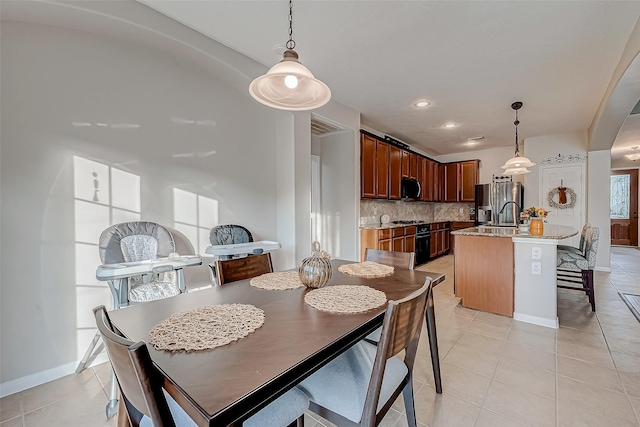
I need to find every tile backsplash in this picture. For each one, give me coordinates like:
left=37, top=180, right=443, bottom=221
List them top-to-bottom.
left=360, top=199, right=473, bottom=225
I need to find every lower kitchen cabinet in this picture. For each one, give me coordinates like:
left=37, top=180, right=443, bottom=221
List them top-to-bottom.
left=450, top=221, right=474, bottom=254
left=429, top=222, right=450, bottom=259
left=360, top=226, right=416, bottom=261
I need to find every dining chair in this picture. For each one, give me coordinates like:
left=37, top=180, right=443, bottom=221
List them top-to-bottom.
left=557, top=223, right=590, bottom=256
left=557, top=226, right=600, bottom=312
left=364, top=248, right=415, bottom=270
left=363, top=249, right=415, bottom=344
left=215, top=252, right=273, bottom=285
left=297, top=278, right=433, bottom=427
left=93, top=305, right=309, bottom=427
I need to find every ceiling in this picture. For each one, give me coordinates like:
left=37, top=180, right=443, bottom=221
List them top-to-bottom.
left=138, top=0, right=640, bottom=159
left=3, top=1, right=640, bottom=160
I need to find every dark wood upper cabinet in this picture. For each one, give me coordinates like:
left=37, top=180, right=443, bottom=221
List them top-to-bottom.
left=360, top=134, right=377, bottom=198
left=376, top=142, right=389, bottom=198
left=389, top=145, right=402, bottom=200
left=401, top=151, right=410, bottom=178
left=409, top=153, right=418, bottom=180
left=417, top=157, right=427, bottom=201
left=441, top=160, right=479, bottom=202
left=459, top=160, right=479, bottom=202
left=443, top=163, right=459, bottom=202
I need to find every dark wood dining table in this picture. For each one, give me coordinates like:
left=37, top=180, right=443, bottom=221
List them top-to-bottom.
left=108, top=259, right=445, bottom=427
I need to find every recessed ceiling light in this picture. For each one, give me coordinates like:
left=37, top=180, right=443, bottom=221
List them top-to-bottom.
left=414, top=100, right=430, bottom=108
left=443, top=122, right=458, bottom=129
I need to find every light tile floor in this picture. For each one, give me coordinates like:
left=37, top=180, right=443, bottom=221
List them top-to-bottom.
left=2, top=247, right=640, bottom=427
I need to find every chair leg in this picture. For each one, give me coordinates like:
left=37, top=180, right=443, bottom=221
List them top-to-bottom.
left=583, top=269, right=595, bottom=312
left=425, top=302, right=442, bottom=394
left=402, top=378, right=417, bottom=427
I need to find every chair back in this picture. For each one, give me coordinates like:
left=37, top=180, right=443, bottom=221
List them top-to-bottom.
left=99, top=221, right=175, bottom=264
left=578, top=223, right=591, bottom=256
left=209, top=224, right=253, bottom=246
left=585, top=226, right=600, bottom=269
left=364, top=249, right=415, bottom=270
left=216, top=253, right=273, bottom=285
left=361, top=279, right=431, bottom=425
left=94, top=306, right=177, bottom=427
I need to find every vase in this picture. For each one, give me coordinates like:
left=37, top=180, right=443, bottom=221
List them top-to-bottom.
left=529, top=218, right=544, bottom=236
left=299, top=241, right=332, bottom=289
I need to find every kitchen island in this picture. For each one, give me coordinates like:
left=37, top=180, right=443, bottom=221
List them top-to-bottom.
left=452, top=224, right=577, bottom=328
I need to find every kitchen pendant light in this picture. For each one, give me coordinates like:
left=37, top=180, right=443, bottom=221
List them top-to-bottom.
left=249, top=0, right=331, bottom=111
left=501, top=101, right=535, bottom=174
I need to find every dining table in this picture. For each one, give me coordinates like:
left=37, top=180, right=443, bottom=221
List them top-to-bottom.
left=108, top=259, right=445, bottom=427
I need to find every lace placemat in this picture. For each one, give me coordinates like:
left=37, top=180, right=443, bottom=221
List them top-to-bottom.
left=338, top=261, right=394, bottom=278
left=250, top=271, right=304, bottom=290
left=304, top=285, right=387, bottom=314
left=149, top=304, right=265, bottom=352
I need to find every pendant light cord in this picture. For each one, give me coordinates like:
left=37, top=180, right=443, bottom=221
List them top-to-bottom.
left=286, top=0, right=296, bottom=49
left=513, top=107, right=520, bottom=157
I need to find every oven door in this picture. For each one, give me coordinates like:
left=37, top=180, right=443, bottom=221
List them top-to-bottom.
left=415, top=232, right=430, bottom=266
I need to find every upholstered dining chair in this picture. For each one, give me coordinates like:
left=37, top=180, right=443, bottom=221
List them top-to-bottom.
left=557, top=223, right=590, bottom=256
left=557, top=226, right=600, bottom=312
left=363, top=249, right=415, bottom=344
left=215, top=252, right=273, bottom=285
left=297, top=279, right=432, bottom=427
left=94, top=305, right=309, bottom=427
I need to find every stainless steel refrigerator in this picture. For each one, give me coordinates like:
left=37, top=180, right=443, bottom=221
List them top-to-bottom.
left=474, top=182, right=524, bottom=226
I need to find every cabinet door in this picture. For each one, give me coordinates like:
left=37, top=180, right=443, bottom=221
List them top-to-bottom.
left=360, top=134, right=377, bottom=198
left=376, top=141, right=389, bottom=199
left=388, top=145, right=402, bottom=200
left=401, top=151, right=410, bottom=178
left=409, top=154, right=418, bottom=180
left=418, top=157, right=427, bottom=201
left=426, top=160, right=437, bottom=201
left=459, top=160, right=479, bottom=202
left=443, top=163, right=459, bottom=202
left=442, top=229, right=450, bottom=253
left=429, top=232, right=438, bottom=258
left=405, top=234, right=416, bottom=253
left=393, top=236, right=404, bottom=252
left=379, top=239, right=392, bottom=251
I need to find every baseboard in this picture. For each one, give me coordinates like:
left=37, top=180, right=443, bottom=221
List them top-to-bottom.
left=595, top=266, right=611, bottom=272
left=513, top=312, right=559, bottom=329
left=0, top=353, right=109, bottom=398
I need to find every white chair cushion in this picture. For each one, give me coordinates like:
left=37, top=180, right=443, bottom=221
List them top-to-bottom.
left=129, top=280, right=181, bottom=303
left=298, top=341, right=408, bottom=423
left=140, top=388, right=307, bottom=427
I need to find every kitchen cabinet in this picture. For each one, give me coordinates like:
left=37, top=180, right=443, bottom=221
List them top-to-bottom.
left=360, top=134, right=389, bottom=199
left=389, top=145, right=402, bottom=200
left=401, top=151, right=410, bottom=178
left=409, top=153, right=418, bottom=180
left=441, top=160, right=479, bottom=202
left=450, top=221, right=475, bottom=254
left=429, top=222, right=450, bottom=258
left=360, top=226, right=416, bottom=261
left=454, top=235, right=514, bottom=316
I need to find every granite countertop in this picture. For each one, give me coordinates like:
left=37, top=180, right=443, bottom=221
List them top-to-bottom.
left=451, top=224, right=578, bottom=240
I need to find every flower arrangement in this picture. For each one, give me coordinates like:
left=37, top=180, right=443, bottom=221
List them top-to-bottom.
left=524, top=206, right=549, bottom=218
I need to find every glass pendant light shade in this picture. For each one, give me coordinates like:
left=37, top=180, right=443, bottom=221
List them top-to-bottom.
left=249, top=50, right=331, bottom=111
left=625, top=146, right=640, bottom=161
left=501, top=155, right=536, bottom=169
left=503, top=166, right=531, bottom=175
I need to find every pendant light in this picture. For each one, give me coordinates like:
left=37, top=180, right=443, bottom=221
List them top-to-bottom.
left=249, top=0, right=331, bottom=111
left=501, top=101, right=535, bottom=174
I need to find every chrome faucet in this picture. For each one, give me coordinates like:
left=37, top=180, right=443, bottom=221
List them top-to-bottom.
left=499, top=201, right=521, bottom=223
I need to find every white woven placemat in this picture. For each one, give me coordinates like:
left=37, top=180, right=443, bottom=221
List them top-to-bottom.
left=338, top=261, right=394, bottom=278
left=250, top=271, right=304, bottom=290
left=304, top=285, right=387, bottom=313
left=149, top=304, right=265, bottom=352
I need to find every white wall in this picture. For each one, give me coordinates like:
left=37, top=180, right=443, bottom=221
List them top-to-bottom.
left=0, top=20, right=285, bottom=389
left=436, top=146, right=520, bottom=185
left=588, top=151, right=612, bottom=270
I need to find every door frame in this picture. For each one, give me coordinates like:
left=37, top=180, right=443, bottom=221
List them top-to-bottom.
left=611, top=168, right=639, bottom=246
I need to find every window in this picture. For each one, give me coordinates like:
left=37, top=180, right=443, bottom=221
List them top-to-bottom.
left=611, top=174, right=630, bottom=219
